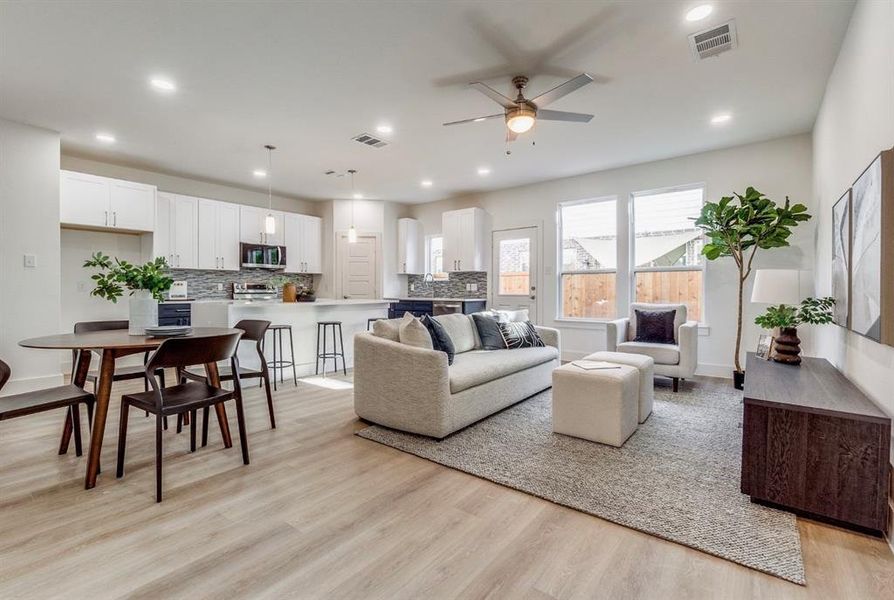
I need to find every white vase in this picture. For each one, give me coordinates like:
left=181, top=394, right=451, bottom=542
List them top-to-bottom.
left=128, top=290, right=158, bottom=335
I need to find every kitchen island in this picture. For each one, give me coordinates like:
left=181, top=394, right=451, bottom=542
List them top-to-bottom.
left=191, top=298, right=390, bottom=377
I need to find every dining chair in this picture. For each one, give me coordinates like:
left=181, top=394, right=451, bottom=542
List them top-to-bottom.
left=180, top=319, right=275, bottom=446
left=115, top=331, right=249, bottom=502
left=0, top=358, right=96, bottom=457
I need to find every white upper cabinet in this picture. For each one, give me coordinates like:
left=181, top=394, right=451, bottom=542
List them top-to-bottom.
left=60, top=170, right=155, bottom=232
left=155, top=192, right=198, bottom=269
left=198, top=198, right=240, bottom=271
left=240, top=205, right=284, bottom=245
left=442, top=207, right=490, bottom=272
left=284, top=213, right=323, bottom=274
left=397, top=218, right=423, bottom=274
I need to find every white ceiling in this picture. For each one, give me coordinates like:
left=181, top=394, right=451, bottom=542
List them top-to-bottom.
left=0, top=1, right=853, bottom=204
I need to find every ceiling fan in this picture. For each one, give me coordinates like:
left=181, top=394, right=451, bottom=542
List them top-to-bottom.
left=443, top=73, right=595, bottom=141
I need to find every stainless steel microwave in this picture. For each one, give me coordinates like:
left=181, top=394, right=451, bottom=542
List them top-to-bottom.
left=240, top=242, right=286, bottom=269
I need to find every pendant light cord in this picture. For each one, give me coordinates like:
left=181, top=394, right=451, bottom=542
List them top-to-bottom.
left=265, top=145, right=274, bottom=211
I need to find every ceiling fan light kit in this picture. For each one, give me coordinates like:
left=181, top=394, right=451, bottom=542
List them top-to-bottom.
left=506, top=105, right=536, bottom=133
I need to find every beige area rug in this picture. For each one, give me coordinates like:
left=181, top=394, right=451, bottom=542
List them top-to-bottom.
left=357, top=379, right=805, bottom=585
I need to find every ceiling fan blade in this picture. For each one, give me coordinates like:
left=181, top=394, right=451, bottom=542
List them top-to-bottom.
left=531, top=73, right=594, bottom=108
left=469, top=82, right=516, bottom=109
left=537, top=109, right=594, bottom=123
left=443, top=113, right=505, bottom=126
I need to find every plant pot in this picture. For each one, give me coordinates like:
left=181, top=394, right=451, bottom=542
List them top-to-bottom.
left=282, top=283, right=298, bottom=303
left=128, top=290, right=158, bottom=335
left=297, top=294, right=316, bottom=303
left=773, top=327, right=802, bottom=365
left=733, top=370, right=745, bottom=390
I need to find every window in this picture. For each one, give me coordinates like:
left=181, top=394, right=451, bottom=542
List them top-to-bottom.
left=631, top=185, right=705, bottom=322
left=558, top=197, right=617, bottom=319
left=426, top=235, right=448, bottom=280
left=498, top=237, right=531, bottom=295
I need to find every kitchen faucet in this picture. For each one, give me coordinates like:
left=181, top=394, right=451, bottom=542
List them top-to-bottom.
left=423, top=273, right=435, bottom=299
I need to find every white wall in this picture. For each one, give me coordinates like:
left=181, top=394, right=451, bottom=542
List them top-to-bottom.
left=812, top=0, right=894, bottom=419
left=0, top=119, right=63, bottom=394
left=409, top=134, right=815, bottom=376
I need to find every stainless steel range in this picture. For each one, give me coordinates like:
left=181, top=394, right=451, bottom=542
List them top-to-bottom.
left=232, top=282, right=277, bottom=301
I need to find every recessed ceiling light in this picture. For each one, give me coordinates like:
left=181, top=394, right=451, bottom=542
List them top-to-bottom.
left=685, top=5, right=713, bottom=22
left=149, top=77, right=176, bottom=92
left=711, top=113, right=732, bottom=125
left=376, top=124, right=393, bottom=134
left=95, top=132, right=116, bottom=143
left=477, top=167, right=491, bottom=176
left=253, top=169, right=267, bottom=178
left=421, top=179, right=433, bottom=188
left=353, top=192, right=364, bottom=200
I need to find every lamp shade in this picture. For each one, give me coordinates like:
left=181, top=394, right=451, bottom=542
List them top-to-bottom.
left=751, top=269, right=801, bottom=305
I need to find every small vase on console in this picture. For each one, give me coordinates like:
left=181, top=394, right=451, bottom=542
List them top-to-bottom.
left=772, top=327, right=801, bottom=365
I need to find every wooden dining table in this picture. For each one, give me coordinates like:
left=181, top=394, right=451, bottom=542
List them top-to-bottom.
left=19, top=327, right=241, bottom=490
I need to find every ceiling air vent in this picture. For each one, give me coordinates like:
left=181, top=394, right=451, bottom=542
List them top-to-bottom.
left=688, top=19, right=738, bottom=60
left=351, top=133, right=388, bottom=148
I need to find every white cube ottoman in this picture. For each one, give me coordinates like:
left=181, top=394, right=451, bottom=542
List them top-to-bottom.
left=584, top=351, right=654, bottom=423
left=551, top=362, right=639, bottom=447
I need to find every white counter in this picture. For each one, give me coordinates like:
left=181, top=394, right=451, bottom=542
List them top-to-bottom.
left=191, top=298, right=390, bottom=377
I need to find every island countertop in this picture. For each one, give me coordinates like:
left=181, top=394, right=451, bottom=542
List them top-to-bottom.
left=386, top=297, right=487, bottom=302
left=189, top=298, right=389, bottom=307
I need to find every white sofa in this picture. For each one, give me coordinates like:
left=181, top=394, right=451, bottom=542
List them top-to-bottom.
left=606, top=302, right=697, bottom=392
left=354, top=313, right=560, bottom=438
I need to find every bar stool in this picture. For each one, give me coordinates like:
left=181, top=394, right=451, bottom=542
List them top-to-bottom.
left=316, top=321, right=347, bottom=376
left=265, top=324, right=297, bottom=390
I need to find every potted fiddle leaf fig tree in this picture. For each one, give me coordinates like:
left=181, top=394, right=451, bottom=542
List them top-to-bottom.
left=694, top=188, right=812, bottom=389
left=83, top=253, right=173, bottom=334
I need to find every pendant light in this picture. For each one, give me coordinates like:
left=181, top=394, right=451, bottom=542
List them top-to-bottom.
left=264, top=144, right=276, bottom=236
left=347, top=169, right=358, bottom=244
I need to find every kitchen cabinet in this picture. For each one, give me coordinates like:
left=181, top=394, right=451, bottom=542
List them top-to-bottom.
left=60, top=170, right=156, bottom=232
left=155, top=192, right=198, bottom=269
left=198, top=198, right=240, bottom=270
left=240, top=205, right=284, bottom=245
left=442, top=207, right=489, bottom=272
left=284, top=213, right=323, bottom=274
left=397, top=218, right=423, bottom=274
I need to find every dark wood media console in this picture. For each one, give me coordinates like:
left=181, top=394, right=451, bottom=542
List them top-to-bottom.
left=741, top=353, right=891, bottom=534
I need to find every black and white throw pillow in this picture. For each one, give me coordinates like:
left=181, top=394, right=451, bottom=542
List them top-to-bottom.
left=633, top=309, right=676, bottom=344
left=421, top=314, right=455, bottom=364
left=498, top=320, right=545, bottom=349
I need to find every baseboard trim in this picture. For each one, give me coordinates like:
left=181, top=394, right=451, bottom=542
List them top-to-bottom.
left=0, top=373, right=65, bottom=396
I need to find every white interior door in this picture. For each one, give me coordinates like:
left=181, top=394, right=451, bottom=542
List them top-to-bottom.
left=491, top=227, right=539, bottom=322
left=339, top=234, right=377, bottom=299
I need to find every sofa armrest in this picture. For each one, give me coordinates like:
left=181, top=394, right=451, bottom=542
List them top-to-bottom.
left=606, top=318, right=629, bottom=352
left=677, top=321, right=698, bottom=378
left=534, top=326, right=560, bottom=353
left=352, top=332, right=451, bottom=437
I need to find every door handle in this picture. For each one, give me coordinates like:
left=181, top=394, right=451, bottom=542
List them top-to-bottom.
left=530, top=295, right=536, bottom=300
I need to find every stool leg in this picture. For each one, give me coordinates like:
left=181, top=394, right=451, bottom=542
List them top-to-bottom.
left=315, top=324, right=322, bottom=375
left=322, top=324, right=329, bottom=377
left=338, top=324, right=347, bottom=376
left=288, top=327, right=297, bottom=385
left=278, top=328, right=284, bottom=384
left=272, top=330, right=278, bottom=391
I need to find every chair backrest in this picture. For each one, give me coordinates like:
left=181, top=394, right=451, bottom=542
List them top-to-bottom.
left=628, top=303, right=687, bottom=344
left=234, top=319, right=271, bottom=342
left=74, top=320, right=129, bottom=333
left=147, top=332, right=243, bottom=372
left=0, top=359, right=10, bottom=392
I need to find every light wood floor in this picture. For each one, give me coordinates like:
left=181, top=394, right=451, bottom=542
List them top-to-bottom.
left=1, top=373, right=892, bottom=599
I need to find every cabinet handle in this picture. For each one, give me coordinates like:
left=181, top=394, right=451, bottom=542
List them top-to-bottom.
left=104, top=210, right=109, bottom=226
left=113, top=211, right=117, bottom=226
left=176, top=254, right=180, bottom=267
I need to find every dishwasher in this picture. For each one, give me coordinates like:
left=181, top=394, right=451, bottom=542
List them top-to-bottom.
left=432, top=301, right=463, bottom=316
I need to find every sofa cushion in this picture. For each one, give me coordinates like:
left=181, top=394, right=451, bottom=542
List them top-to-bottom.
left=472, top=312, right=505, bottom=350
left=399, top=313, right=433, bottom=350
left=434, top=313, right=477, bottom=353
left=421, top=314, right=455, bottom=365
left=372, top=318, right=401, bottom=342
left=616, top=341, right=680, bottom=365
left=449, top=346, right=559, bottom=393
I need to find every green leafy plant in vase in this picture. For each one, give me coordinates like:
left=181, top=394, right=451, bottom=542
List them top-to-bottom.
left=694, top=187, right=812, bottom=388
left=83, top=253, right=173, bottom=334
left=754, top=297, right=835, bottom=365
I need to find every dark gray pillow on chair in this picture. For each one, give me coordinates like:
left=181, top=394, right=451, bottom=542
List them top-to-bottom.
left=633, top=309, right=676, bottom=344
left=472, top=312, right=506, bottom=350
left=421, top=314, right=455, bottom=364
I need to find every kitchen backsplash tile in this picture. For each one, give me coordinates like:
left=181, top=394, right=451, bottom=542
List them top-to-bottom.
left=167, top=269, right=314, bottom=299
left=406, top=271, right=487, bottom=298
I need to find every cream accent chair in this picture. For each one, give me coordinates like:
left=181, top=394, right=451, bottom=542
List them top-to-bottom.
left=606, top=303, right=698, bottom=392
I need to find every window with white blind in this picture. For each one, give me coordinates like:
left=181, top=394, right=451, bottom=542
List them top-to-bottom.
left=630, top=185, right=705, bottom=321
left=558, top=197, right=617, bottom=319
